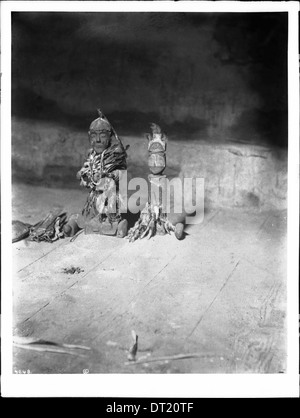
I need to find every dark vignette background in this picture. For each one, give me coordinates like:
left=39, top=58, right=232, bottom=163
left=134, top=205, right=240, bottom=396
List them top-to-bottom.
left=12, top=12, right=288, bottom=146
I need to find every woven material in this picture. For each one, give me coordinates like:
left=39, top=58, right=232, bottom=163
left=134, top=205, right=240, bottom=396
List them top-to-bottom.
left=78, top=144, right=127, bottom=219
left=28, top=211, right=67, bottom=242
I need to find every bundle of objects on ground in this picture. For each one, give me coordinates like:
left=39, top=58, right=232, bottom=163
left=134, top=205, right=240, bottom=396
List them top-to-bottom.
left=12, top=110, right=184, bottom=244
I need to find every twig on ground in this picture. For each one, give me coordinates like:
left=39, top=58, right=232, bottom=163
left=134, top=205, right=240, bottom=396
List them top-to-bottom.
left=13, top=337, right=91, bottom=357
left=13, top=343, right=87, bottom=357
left=124, top=352, right=218, bottom=366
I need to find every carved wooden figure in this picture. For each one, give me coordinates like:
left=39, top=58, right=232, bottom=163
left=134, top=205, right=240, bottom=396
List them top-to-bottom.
left=63, top=110, right=129, bottom=239
left=127, top=123, right=184, bottom=242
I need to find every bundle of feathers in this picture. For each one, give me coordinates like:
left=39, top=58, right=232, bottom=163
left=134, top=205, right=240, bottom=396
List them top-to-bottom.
left=78, top=144, right=128, bottom=219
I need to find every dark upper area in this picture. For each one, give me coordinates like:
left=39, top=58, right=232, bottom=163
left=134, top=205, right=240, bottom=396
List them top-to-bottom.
left=12, top=12, right=288, bottom=147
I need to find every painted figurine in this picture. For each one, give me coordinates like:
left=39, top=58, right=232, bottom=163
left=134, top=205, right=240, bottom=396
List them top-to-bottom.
left=127, top=123, right=184, bottom=242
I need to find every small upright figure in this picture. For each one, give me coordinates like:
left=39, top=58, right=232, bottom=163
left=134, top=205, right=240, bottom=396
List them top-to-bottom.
left=64, top=109, right=128, bottom=238
left=127, top=123, right=184, bottom=242
left=147, top=123, right=167, bottom=176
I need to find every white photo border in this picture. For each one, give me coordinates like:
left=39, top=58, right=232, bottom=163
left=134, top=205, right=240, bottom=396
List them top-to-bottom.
left=1, top=1, right=299, bottom=398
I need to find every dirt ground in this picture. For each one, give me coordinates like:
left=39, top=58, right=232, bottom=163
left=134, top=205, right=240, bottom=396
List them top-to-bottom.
left=11, top=183, right=287, bottom=374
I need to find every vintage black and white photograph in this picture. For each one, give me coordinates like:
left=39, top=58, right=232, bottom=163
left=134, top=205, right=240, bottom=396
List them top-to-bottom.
left=1, top=1, right=299, bottom=398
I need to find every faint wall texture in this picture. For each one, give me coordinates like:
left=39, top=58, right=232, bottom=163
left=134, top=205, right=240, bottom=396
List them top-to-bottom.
left=12, top=12, right=287, bottom=145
